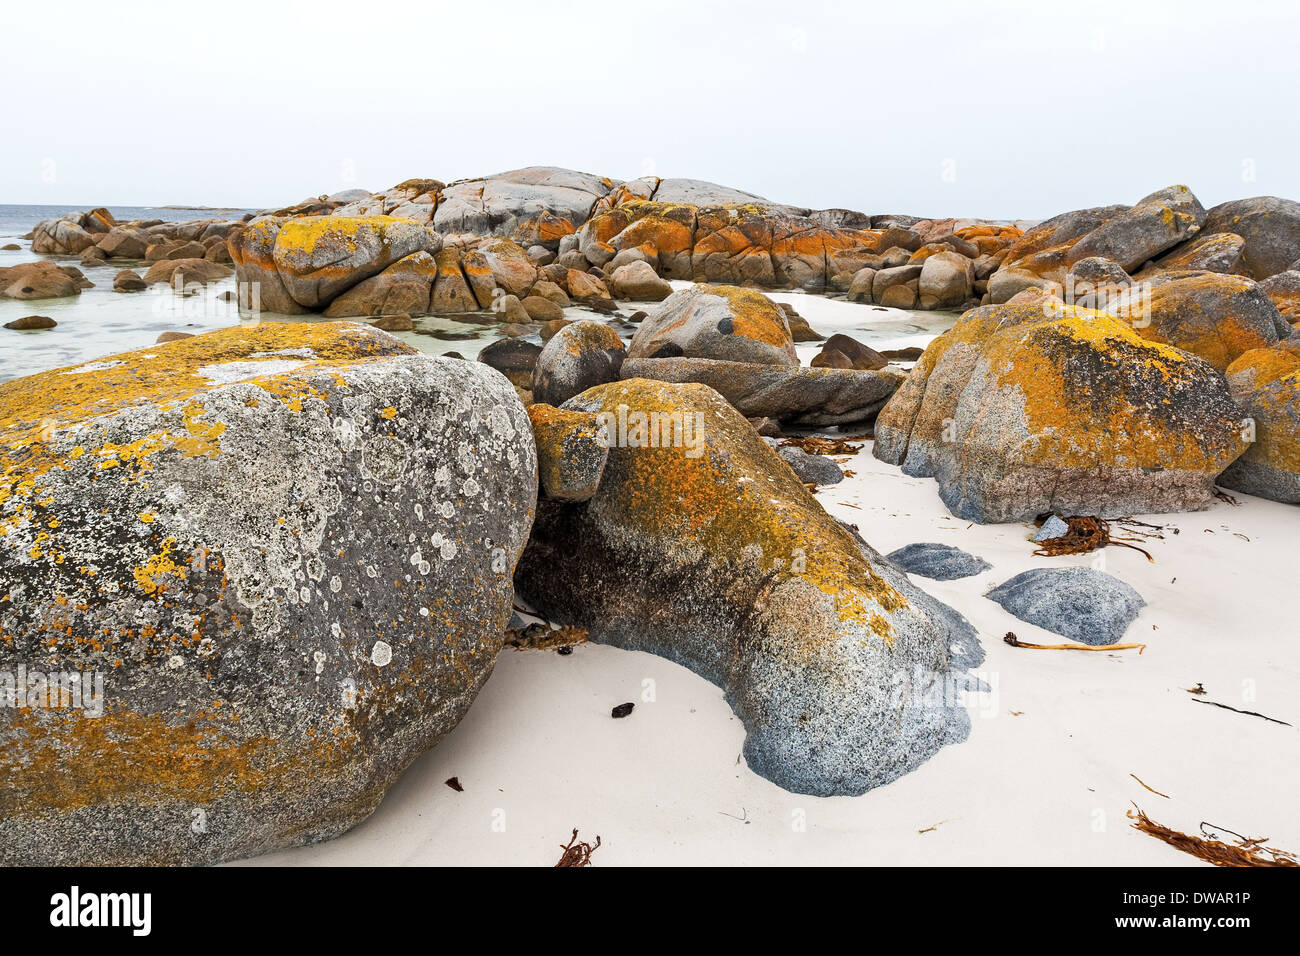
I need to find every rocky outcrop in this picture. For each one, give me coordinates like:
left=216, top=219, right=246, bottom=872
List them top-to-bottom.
left=873, top=298, right=1250, bottom=522
left=0, top=322, right=537, bottom=865
left=515, top=378, right=984, bottom=796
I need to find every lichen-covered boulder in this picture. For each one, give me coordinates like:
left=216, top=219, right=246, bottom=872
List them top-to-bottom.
left=1064, top=185, right=1206, bottom=272
left=1201, top=196, right=1300, bottom=279
left=270, top=216, right=440, bottom=309
left=226, top=218, right=310, bottom=315
left=1150, top=231, right=1246, bottom=275
left=430, top=247, right=481, bottom=313
left=322, top=250, right=439, bottom=318
left=1258, top=271, right=1300, bottom=324
left=1109, top=272, right=1287, bottom=371
left=628, top=284, right=797, bottom=365
left=874, top=298, right=1250, bottom=522
left=531, top=320, right=626, bottom=406
left=0, top=323, right=537, bottom=864
left=1219, top=342, right=1300, bottom=502
left=622, top=356, right=903, bottom=425
left=515, top=379, right=984, bottom=796
left=527, top=403, right=609, bottom=501
left=986, top=568, right=1145, bottom=645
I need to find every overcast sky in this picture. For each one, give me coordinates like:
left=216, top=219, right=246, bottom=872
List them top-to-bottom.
left=5, top=0, right=1297, bottom=219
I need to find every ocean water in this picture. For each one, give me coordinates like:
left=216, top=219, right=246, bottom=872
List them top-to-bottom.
left=0, top=204, right=956, bottom=385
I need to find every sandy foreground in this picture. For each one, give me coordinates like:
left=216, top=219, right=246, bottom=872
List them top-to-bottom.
left=237, top=293, right=1299, bottom=867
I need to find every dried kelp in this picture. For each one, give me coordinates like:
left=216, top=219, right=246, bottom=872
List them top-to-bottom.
left=779, top=435, right=863, bottom=456
left=1032, top=515, right=1158, bottom=562
left=506, top=623, right=589, bottom=651
left=1003, top=632, right=1146, bottom=653
left=1129, top=807, right=1297, bottom=867
left=555, top=829, right=601, bottom=867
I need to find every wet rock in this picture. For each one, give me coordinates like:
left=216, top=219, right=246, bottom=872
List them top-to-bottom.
left=0, top=260, right=83, bottom=299
left=779, top=303, right=823, bottom=342
left=369, top=313, right=415, bottom=332
left=4, top=314, right=56, bottom=330
left=532, top=320, right=626, bottom=406
left=0, top=322, right=537, bottom=864
left=155, top=330, right=195, bottom=343
left=818, top=333, right=888, bottom=370
left=477, top=336, right=542, bottom=390
left=810, top=349, right=853, bottom=369
left=516, top=378, right=984, bottom=796
left=528, top=403, right=609, bottom=501
left=885, top=542, right=991, bottom=580
left=986, top=568, right=1145, bottom=645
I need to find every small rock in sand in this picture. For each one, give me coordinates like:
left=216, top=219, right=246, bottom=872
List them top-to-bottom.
left=1032, top=515, right=1071, bottom=542
left=886, top=542, right=991, bottom=580
left=986, top=567, right=1145, bottom=645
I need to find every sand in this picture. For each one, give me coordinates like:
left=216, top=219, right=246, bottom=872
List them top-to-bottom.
left=240, top=293, right=1300, bottom=867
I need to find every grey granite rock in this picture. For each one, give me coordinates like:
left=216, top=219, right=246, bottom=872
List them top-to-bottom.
left=986, top=567, right=1145, bottom=645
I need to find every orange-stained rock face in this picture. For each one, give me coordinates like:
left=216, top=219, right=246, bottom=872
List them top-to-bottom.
left=1108, top=272, right=1286, bottom=371
left=1220, top=341, right=1300, bottom=502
